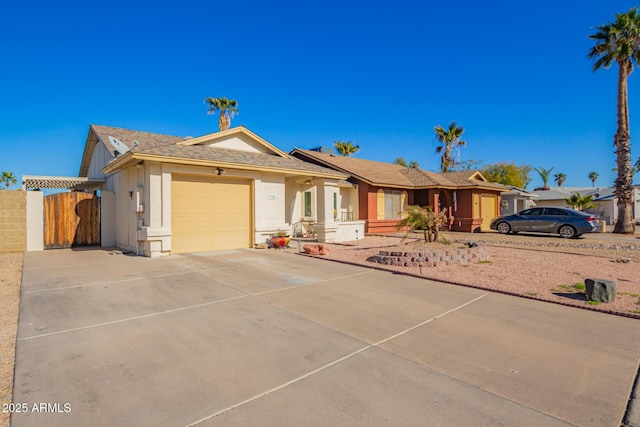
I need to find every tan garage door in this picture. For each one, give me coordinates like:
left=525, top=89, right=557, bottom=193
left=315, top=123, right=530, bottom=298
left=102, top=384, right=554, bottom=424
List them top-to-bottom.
left=172, top=174, right=252, bottom=254
left=480, top=194, right=497, bottom=231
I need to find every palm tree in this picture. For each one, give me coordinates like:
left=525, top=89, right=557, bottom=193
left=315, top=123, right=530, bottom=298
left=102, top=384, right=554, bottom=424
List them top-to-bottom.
left=589, top=7, right=640, bottom=233
left=204, top=97, right=239, bottom=131
left=434, top=121, right=466, bottom=172
left=334, top=140, right=359, bottom=156
left=534, top=166, right=554, bottom=190
left=0, top=171, right=17, bottom=190
left=588, top=171, right=599, bottom=187
left=554, top=173, right=567, bottom=187
left=565, top=192, right=595, bottom=211
left=396, top=205, right=448, bottom=243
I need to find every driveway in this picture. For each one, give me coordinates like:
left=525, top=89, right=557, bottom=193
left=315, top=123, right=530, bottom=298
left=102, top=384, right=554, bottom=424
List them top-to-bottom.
left=11, top=248, right=640, bottom=426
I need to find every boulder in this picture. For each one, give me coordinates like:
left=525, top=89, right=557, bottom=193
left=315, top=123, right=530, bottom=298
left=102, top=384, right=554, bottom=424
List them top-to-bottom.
left=303, top=244, right=329, bottom=255
left=585, top=278, right=616, bottom=303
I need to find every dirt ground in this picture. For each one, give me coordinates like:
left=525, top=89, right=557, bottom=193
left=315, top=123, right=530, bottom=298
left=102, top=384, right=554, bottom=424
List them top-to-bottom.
left=304, top=233, right=640, bottom=318
left=0, top=253, right=23, bottom=427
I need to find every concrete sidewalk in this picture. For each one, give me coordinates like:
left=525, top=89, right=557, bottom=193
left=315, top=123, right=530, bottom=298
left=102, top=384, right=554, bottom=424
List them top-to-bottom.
left=11, top=248, right=640, bottom=426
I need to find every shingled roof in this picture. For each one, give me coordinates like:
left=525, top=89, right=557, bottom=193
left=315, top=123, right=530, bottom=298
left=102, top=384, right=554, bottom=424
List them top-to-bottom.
left=83, top=125, right=347, bottom=178
left=291, top=149, right=508, bottom=191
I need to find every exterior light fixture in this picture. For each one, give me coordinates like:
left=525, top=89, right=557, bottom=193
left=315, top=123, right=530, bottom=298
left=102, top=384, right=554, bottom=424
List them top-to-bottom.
left=216, top=168, right=224, bottom=176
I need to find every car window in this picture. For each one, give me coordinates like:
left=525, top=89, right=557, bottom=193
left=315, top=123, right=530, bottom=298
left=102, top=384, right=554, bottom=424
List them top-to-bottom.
left=520, top=208, right=544, bottom=216
left=543, top=208, right=566, bottom=216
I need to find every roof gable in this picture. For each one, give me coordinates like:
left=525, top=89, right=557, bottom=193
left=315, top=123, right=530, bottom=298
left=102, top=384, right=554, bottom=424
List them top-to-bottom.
left=177, top=126, right=291, bottom=158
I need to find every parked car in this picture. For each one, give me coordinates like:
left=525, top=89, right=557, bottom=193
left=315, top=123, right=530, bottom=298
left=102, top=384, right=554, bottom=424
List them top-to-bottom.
left=490, top=207, right=600, bottom=238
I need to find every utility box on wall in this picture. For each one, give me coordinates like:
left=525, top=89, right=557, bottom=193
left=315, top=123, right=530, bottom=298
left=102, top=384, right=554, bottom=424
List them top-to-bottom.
left=130, top=187, right=144, bottom=213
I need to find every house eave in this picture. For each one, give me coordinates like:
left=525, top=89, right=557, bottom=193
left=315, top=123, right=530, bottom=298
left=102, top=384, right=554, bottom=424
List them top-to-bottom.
left=102, top=152, right=348, bottom=179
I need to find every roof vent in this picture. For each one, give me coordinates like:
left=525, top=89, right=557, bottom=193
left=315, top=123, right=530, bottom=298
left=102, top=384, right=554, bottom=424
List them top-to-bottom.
left=108, top=136, right=131, bottom=157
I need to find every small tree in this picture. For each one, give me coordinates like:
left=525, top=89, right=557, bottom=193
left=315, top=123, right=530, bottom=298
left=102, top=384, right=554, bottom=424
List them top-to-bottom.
left=334, top=140, right=359, bottom=156
left=393, top=157, right=407, bottom=167
left=408, top=160, right=419, bottom=169
left=482, top=162, right=532, bottom=188
left=0, top=171, right=17, bottom=190
left=588, top=171, right=599, bottom=187
left=554, top=173, right=567, bottom=187
left=565, top=192, right=595, bottom=211
left=396, top=205, right=448, bottom=243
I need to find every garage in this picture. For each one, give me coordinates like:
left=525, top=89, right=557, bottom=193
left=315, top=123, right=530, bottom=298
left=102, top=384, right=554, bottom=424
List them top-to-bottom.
left=171, top=174, right=252, bottom=254
left=480, top=193, right=497, bottom=231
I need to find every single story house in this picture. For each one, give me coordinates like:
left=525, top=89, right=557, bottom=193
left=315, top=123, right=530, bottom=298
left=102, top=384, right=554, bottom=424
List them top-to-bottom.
left=69, top=125, right=365, bottom=256
left=290, top=149, right=507, bottom=233
left=499, top=186, right=539, bottom=216
left=532, top=186, right=640, bottom=225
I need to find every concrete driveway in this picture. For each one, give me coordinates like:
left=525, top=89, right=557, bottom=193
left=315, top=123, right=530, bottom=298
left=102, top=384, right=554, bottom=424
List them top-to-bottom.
left=11, top=248, right=640, bottom=426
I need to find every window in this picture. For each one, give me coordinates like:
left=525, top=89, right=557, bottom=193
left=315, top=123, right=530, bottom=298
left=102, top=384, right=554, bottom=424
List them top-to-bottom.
left=377, top=189, right=407, bottom=219
left=303, top=191, right=312, bottom=217
left=520, top=208, right=543, bottom=216
left=543, top=208, right=567, bottom=216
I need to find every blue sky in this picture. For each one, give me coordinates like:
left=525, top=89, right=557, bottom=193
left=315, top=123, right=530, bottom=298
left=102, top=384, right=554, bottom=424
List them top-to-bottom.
left=1, top=0, right=639, bottom=190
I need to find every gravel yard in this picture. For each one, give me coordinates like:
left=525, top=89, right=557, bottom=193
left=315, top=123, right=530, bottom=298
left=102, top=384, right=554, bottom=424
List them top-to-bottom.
left=300, top=232, right=640, bottom=318
left=0, top=253, right=23, bottom=427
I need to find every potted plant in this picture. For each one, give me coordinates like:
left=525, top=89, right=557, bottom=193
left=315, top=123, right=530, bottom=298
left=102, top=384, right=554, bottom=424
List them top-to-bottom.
left=270, top=229, right=290, bottom=248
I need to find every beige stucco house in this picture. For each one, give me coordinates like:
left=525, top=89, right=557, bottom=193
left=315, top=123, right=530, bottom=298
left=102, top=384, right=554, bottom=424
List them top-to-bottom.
left=77, top=125, right=364, bottom=257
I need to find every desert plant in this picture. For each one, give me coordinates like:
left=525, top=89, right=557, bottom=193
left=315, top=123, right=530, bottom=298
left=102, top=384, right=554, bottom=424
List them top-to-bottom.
left=396, top=205, right=448, bottom=243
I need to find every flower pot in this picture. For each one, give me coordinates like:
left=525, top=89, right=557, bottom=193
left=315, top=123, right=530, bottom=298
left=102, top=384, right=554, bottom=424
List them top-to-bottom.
left=270, top=236, right=290, bottom=248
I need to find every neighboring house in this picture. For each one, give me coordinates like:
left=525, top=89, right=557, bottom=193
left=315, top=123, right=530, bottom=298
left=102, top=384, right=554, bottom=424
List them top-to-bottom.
left=74, top=125, right=364, bottom=256
left=290, top=149, right=507, bottom=233
left=499, top=186, right=539, bottom=216
left=532, top=186, right=640, bottom=225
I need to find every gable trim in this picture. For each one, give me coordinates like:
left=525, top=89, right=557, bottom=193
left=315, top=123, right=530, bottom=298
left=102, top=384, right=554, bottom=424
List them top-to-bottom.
left=177, top=126, right=292, bottom=159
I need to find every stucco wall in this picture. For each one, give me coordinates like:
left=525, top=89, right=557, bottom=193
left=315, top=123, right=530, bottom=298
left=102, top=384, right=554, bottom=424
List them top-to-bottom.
left=206, top=134, right=272, bottom=154
left=87, top=142, right=111, bottom=180
left=0, top=190, right=26, bottom=252
left=26, top=191, right=43, bottom=251
left=101, top=191, right=116, bottom=247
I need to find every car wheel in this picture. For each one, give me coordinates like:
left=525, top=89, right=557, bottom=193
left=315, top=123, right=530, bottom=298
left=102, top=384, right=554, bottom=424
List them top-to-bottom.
left=496, top=222, right=511, bottom=234
left=558, top=225, right=576, bottom=239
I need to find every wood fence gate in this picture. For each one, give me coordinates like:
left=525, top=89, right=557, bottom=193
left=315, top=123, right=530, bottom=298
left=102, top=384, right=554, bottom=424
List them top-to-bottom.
left=44, top=192, right=100, bottom=249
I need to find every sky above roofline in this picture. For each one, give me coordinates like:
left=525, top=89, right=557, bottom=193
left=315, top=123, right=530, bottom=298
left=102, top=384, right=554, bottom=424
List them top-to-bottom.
left=1, top=0, right=639, bottom=191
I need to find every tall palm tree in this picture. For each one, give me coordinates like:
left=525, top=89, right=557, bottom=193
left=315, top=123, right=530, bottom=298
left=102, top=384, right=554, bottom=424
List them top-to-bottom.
left=589, top=7, right=640, bottom=233
left=204, top=97, right=239, bottom=131
left=434, top=122, right=466, bottom=172
left=334, top=140, right=359, bottom=156
left=534, top=166, right=554, bottom=190
left=0, top=171, right=17, bottom=189
left=588, top=171, right=599, bottom=187
left=554, top=173, right=567, bottom=187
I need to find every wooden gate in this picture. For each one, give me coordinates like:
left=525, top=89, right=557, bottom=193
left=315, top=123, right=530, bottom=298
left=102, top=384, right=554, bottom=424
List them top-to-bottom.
left=44, top=192, right=100, bottom=249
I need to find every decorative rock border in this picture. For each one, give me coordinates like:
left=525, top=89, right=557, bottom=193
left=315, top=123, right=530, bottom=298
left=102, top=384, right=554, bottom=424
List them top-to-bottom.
left=367, top=245, right=488, bottom=267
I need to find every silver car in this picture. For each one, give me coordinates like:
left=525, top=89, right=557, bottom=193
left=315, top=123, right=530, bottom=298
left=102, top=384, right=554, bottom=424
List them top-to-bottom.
left=490, top=207, right=600, bottom=238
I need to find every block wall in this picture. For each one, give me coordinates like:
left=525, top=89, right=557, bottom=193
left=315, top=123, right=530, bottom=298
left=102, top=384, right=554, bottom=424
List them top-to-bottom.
left=0, top=190, right=26, bottom=252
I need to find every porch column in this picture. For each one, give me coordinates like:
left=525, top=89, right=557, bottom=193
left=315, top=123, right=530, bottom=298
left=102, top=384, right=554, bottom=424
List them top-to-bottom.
left=314, top=179, right=339, bottom=243
left=433, top=192, right=440, bottom=214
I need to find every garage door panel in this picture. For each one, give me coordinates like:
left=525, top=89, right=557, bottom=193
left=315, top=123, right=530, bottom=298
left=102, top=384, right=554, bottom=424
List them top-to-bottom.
left=172, top=175, right=251, bottom=254
left=480, top=195, right=497, bottom=231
